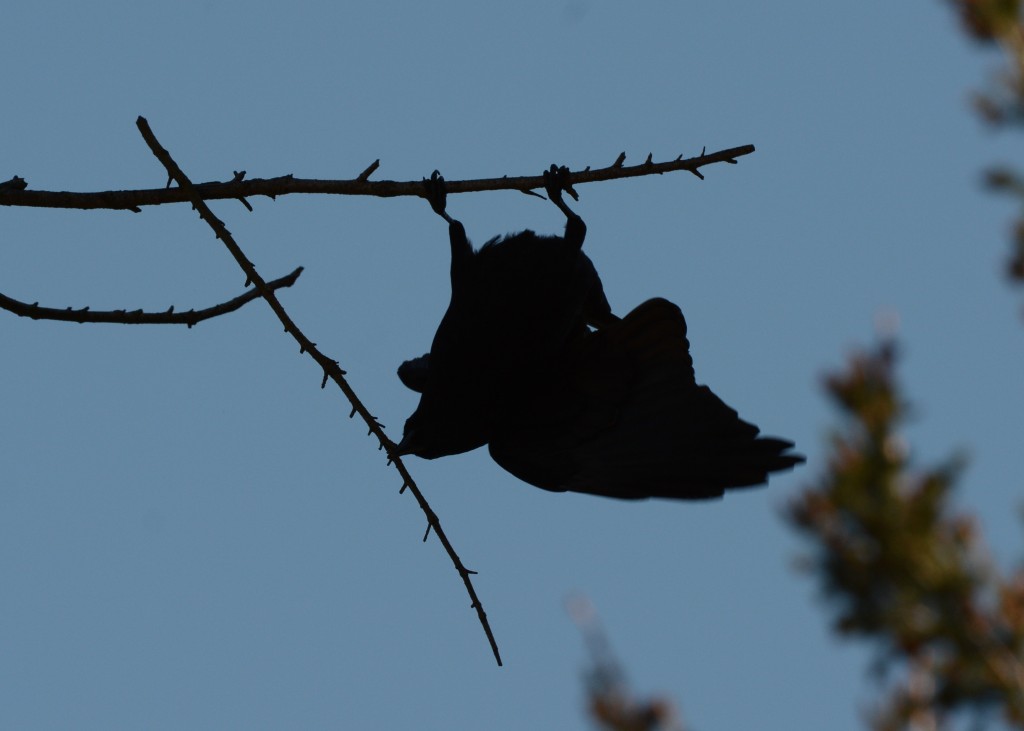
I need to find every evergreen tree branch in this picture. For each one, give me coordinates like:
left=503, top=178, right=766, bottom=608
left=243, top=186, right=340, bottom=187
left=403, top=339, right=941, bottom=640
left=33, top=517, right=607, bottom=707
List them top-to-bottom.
left=788, top=340, right=1024, bottom=728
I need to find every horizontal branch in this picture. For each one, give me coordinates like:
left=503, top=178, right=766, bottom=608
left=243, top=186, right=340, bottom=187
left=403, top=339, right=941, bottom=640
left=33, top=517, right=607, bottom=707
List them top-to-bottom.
left=0, top=145, right=755, bottom=212
left=0, top=266, right=303, bottom=326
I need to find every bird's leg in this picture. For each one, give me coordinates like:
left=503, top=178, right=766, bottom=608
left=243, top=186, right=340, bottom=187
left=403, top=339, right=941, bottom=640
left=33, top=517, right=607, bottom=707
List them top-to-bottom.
left=543, top=164, right=586, bottom=250
left=543, top=165, right=616, bottom=328
left=423, top=169, right=454, bottom=224
left=423, top=170, right=471, bottom=284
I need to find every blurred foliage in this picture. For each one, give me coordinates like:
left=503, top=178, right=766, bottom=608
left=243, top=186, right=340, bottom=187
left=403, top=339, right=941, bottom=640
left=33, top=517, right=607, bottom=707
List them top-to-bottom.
left=948, top=0, right=1024, bottom=285
left=955, top=0, right=1021, bottom=41
left=779, top=6, right=1024, bottom=728
left=570, top=8, right=1024, bottom=729
left=788, top=341, right=1024, bottom=729
left=568, top=596, right=685, bottom=731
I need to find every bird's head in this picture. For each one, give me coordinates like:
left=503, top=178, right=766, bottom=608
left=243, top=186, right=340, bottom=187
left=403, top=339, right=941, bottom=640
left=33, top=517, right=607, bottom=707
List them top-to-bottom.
left=396, top=399, right=488, bottom=460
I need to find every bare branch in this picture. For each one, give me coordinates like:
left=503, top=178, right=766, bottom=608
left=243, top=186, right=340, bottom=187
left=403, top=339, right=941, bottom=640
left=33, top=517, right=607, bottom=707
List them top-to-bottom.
left=135, top=116, right=502, bottom=667
left=0, top=145, right=756, bottom=212
left=0, top=266, right=303, bottom=326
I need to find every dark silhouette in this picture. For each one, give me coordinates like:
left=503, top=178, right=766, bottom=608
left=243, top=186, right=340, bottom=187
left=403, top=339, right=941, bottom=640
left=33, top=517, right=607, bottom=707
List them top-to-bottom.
left=397, top=166, right=803, bottom=499
left=488, top=297, right=804, bottom=498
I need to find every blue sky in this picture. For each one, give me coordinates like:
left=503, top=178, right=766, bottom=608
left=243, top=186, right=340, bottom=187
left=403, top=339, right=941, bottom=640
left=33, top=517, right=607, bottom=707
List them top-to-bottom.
left=2, top=2, right=1023, bottom=729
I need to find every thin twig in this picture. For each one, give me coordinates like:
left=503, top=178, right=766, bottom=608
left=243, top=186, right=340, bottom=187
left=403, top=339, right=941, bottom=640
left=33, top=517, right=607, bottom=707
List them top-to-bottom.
left=135, top=116, right=502, bottom=667
left=0, top=145, right=756, bottom=212
left=0, top=266, right=303, bottom=326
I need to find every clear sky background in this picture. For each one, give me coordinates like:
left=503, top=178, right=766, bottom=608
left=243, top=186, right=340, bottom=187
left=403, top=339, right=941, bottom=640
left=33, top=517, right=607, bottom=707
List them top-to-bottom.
left=2, top=2, right=1023, bottom=729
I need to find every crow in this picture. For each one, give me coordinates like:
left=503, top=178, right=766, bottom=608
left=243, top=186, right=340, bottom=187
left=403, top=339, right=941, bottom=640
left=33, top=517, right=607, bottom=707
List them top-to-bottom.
left=396, top=166, right=804, bottom=499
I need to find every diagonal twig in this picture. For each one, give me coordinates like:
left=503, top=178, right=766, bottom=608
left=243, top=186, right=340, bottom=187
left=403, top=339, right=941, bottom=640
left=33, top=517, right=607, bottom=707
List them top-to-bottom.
left=135, top=116, right=502, bottom=666
left=0, top=145, right=756, bottom=212
left=0, top=266, right=303, bottom=326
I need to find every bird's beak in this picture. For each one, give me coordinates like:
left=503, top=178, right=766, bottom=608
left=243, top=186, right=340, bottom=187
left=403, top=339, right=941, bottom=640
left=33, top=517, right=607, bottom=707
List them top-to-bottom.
left=394, top=429, right=420, bottom=457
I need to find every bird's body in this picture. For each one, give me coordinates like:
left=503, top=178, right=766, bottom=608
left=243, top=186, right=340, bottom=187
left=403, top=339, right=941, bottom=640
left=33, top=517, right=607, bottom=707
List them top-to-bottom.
left=396, top=166, right=804, bottom=499
left=398, top=169, right=613, bottom=459
left=399, top=229, right=613, bottom=457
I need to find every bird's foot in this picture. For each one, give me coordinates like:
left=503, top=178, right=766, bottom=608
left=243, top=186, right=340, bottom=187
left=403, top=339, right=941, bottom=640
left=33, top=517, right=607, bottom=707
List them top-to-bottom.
left=543, top=164, right=579, bottom=204
left=423, top=170, right=450, bottom=221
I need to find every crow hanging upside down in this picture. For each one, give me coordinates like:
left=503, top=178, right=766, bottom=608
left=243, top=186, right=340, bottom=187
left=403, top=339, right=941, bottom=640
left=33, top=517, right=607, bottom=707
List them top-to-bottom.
left=396, top=165, right=804, bottom=500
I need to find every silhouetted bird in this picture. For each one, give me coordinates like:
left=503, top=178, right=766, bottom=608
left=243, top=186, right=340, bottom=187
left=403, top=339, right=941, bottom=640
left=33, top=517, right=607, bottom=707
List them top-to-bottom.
left=397, top=166, right=804, bottom=499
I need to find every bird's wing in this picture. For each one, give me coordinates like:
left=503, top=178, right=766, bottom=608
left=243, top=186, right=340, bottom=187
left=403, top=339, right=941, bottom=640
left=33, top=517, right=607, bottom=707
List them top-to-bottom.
left=489, top=298, right=803, bottom=500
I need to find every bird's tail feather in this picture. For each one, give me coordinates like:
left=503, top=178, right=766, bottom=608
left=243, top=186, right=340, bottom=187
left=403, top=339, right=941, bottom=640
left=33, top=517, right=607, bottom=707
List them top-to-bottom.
left=566, top=299, right=804, bottom=499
